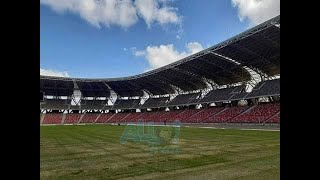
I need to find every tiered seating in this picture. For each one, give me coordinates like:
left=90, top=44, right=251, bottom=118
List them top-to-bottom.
left=247, top=79, right=280, bottom=98
left=199, top=86, right=244, bottom=103
left=229, top=86, right=248, bottom=101
left=167, top=92, right=201, bottom=106
left=229, top=92, right=248, bottom=100
left=188, top=94, right=203, bottom=104
left=140, top=97, right=169, bottom=108
left=42, top=99, right=69, bottom=110
left=112, top=99, right=140, bottom=110
left=80, top=100, right=107, bottom=110
left=40, top=102, right=280, bottom=125
left=131, top=102, right=142, bottom=109
left=231, top=103, right=280, bottom=123
left=103, top=105, right=113, bottom=110
left=69, top=106, right=80, bottom=110
left=205, top=106, right=248, bottom=123
left=187, top=107, right=225, bottom=123
left=173, top=109, right=202, bottom=123
left=152, top=110, right=184, bottom=123
left=135, top=111, right=158, bottom=121
left=144, top=111, right=166, bottom=122
left=106, top=112, right=130, bottom=123
left=121, top=112, right=143, bottom=123
left=266, top=112, right=280, bottom=123
left=43, top=113, right=63, bottom=124
left=64, top=113, right=81, bottom=124
left=80, top=113, right=99, bottom=123
left=95, top=113, right=114, bottom=123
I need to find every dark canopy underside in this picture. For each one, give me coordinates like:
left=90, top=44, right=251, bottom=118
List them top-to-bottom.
left=214, top=25, right=280, bottom=76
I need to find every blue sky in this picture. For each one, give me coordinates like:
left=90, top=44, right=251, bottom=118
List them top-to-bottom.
left=40, top=0, right=280, bottom=78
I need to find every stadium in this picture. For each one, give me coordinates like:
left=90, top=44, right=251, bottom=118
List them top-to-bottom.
left=40, top=15, right=280, bottom=179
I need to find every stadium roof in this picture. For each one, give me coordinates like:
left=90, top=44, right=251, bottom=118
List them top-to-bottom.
left=40, top=15, right=280, bottom=97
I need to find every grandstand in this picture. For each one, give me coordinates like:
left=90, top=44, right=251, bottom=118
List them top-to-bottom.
left=40, top=15, right=280, bottom=126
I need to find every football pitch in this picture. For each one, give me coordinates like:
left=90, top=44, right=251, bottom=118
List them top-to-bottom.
left=40, top=124, right=280, bottom=179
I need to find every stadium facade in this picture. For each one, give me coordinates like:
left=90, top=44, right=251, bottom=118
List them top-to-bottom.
left=40, top=15, right=280, bottom=125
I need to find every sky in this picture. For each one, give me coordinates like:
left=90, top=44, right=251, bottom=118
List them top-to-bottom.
left=40, top=0, right=280, bottom=78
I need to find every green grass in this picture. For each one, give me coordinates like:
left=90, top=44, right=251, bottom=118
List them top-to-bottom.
left=40, top=125, right=280, bottom=180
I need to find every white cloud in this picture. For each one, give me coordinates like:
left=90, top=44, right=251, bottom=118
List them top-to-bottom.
left=41, top=0, right=181, bottom=29
left=41, top=0, right=138, bottom=28
left=134, top=0, right=181, bottom=27
left=232, top=0, right=280, bottom=25
left=134, top=42, right=204, bottom=70
left=186, top=42, right=204, bottom=54
left=123, top=48, right=127, bottom=51
left=134, top=50, right=146, bottom=56
left=40, top=68, right=70, bottom=77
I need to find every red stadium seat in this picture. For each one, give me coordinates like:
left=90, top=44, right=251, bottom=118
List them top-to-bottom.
left=40, top=103, right=280, bottom=125
left=231, top=103, right=280, bottom=123
left=205, top=106, right=248, bottom=123
left=106, top=112, right=130, bottom=123
left=43, top=113, right=63, bottom=124
left=80, top=113, right=99, bottom=123
left=95, top=113, right=115, bottom=123
left=64, top=114, right=81, bottom=124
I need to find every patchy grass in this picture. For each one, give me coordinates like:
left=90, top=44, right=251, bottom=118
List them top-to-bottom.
left=40, top=125, right=279, bottom=179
